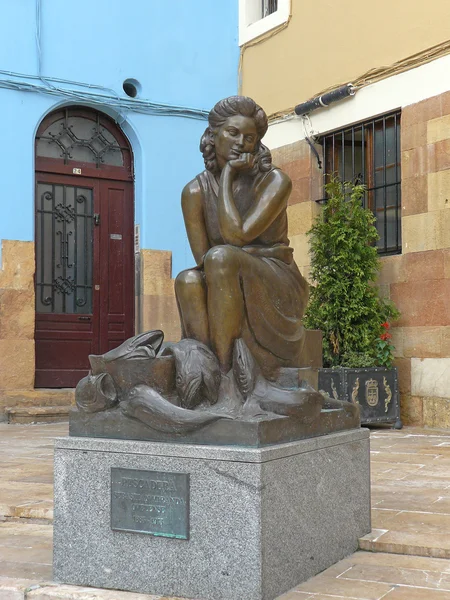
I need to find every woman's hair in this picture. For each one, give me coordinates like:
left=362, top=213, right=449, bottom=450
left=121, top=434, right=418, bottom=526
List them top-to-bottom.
left=200, top=96, right=272, bottom=175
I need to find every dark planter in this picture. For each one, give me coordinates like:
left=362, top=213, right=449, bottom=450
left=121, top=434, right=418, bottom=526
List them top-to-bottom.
left=318, top=366, right=402, bottom=428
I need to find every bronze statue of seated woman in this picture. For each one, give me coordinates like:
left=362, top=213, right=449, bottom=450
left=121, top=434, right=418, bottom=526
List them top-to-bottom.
left=73, top=96, right=360, bottom=445
left=175, top=96, right=309, bottom=378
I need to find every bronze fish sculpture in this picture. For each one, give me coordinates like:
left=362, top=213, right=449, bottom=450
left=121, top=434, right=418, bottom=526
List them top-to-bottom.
left=90, top=330, right=164, bottom=368
left=232, top=338, right=323, bottom=423
left=232, top=338, right=257, bottom=398
left=162, top=339, right=221, bottom=409
left=75, top=372, right=118, bottom=413
left=122, top=384, right=230, bottom=433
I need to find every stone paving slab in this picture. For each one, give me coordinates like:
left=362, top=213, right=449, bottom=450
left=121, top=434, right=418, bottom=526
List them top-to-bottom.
left=0, top=423, right=65, bottom=522
left=2, top=423, right=450, bottom=599
left=360, top=427, right=450, bottom=558
left=0, top=484, right=54, bottom=520
left=0, top=522, right=52, bottom=585
left=289, top=550, right=450, bottom=599
left=4, top=552, right=450, bottom=599
left=0, top=577, right=179, bottom=599
left=27, top=586, right=183, bottom=599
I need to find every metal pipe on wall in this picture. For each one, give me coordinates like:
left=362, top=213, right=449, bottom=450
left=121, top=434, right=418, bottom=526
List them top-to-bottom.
left=294, top=83, right=356, bottom=116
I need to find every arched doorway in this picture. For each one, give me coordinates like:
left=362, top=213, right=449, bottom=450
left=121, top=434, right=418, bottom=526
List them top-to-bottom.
left=35, top=106, right=135, bottom=388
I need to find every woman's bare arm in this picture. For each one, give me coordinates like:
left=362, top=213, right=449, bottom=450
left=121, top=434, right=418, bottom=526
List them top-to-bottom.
left=218, top=161, right=292, bottom=246
left=181, top=179, right=210, bottom=265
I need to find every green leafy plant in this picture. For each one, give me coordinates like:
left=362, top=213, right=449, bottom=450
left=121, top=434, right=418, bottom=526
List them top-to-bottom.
left=303, top=178, right=399, bottom=368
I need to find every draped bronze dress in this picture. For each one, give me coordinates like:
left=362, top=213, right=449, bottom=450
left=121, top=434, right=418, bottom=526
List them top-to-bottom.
left=194, top=167, right=309, bottom=375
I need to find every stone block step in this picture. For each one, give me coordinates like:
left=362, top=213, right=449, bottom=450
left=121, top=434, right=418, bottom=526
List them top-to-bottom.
left=1, top=389, right=75, bottom=410
left=1, top=389, right=75, bottom=421
left=5, top=406, right=72, bottom=424
left=359, top=528, right=450, bottom=559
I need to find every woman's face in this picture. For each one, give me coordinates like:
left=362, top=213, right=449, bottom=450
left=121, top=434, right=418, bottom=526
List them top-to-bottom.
left=214, top=115, right=258, bottom=169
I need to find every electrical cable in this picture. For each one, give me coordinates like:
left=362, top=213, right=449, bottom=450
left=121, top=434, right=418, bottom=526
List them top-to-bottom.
left=0, top=0, right=208, bottom=122
left=238, top=9, right=292, bottom=92
left=267, top=37, right=450, bottom=122
left=0, top=73, right=209, bottom=120
left=301, top=115, right=322, bottom=169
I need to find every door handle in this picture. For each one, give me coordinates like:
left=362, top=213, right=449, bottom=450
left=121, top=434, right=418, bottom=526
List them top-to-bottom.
left=94, top=213, right=100, bottom=226
left=78, top=316, right=91, bottom=321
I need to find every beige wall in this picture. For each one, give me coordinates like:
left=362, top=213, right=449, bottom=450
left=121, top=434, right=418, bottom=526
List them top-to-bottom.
left=241, top=0, right=450, bottom=115
left=380, top=94, right=450, bottom=428
left=0, top=240, right=36, bottom=411
left=140, top=249, right=181, bottom=343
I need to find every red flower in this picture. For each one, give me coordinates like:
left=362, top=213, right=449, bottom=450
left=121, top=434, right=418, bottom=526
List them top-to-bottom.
left=381, top=322, right=390, bottom=329
left=380, top=332, right=392, bottom=341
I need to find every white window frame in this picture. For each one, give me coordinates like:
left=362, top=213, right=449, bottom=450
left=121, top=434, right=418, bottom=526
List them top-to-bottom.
left=239, top=0, right=291, bottom=46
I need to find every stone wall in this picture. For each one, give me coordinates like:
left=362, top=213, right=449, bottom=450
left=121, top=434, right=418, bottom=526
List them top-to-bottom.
left=380, top=93, right=450, bottom=427
left=271, top=139, right=323, bottom=282
left=0, top=240, right=36, bottom=412
left=140, top=249, right=181, bottom=343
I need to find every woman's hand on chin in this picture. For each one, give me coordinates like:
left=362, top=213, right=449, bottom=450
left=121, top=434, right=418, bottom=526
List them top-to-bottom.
left=226, top=153, right=255, bottom=172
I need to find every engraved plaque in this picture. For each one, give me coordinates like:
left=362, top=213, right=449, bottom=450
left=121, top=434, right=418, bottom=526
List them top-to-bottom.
left=110, top=233, right=122, bottom=240
left=111, top=468, right=189, bottom=539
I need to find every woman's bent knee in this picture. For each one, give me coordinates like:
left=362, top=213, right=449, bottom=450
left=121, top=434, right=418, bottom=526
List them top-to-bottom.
left=204, top=245, right=241, bottom=277
left=175, top=269, right=203, bottom=291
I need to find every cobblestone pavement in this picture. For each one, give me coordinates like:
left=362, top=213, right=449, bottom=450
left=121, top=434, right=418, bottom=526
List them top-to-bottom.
left=1, top=423, right=450, bottom=599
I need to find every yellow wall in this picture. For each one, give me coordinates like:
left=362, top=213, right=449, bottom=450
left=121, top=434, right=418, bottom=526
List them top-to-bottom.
left=241, top=0, right=450, bottom=115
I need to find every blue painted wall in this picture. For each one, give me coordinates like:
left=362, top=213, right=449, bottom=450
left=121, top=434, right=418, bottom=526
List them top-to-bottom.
left=0, top=0, right=239, bottom=275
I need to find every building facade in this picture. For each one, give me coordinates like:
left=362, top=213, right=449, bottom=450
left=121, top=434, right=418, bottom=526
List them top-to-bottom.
left=0, top=0, right=239, bottom=414
left=2, top=0, right=449, bottom=429
left=240, top=0, right=450, bottom=428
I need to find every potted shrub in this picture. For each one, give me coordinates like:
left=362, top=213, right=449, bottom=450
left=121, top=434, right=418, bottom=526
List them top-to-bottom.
left=303, top=178, right=402, bottom=428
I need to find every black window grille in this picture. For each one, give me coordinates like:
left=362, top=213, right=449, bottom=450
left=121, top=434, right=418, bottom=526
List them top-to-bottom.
left=262, top=0, right=278, bottom=17
left=36, top=109, right=126, bottom=167
left=321, top=111, right=401, bottom=255
left=36, top=183, right=93, bottom=314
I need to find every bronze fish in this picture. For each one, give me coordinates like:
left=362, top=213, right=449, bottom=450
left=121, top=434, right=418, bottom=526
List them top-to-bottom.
left=90, top=330, right=164, bottom=367
left=232, top=338, right=323, bottom=423
left=232, top=338, right=257, bottom=399
left=162, top=339, right=221, bottom=409
left=75, top=372, right=118, bottom=413
left=123, top=384, right=230, bottom=433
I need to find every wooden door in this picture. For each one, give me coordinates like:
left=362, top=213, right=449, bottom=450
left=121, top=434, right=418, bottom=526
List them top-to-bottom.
left=35, top=107, right=134, bottom=388
left=97, top=178, right=135, bottom=354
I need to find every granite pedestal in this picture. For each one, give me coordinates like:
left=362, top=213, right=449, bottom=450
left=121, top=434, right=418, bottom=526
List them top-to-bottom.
left=53, top=428, right=371, bottom=600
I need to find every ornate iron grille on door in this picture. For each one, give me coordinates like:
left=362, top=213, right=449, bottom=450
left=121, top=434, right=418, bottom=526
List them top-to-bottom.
left=36, top=107, right=130, bottom=168
left=36, top=183, right=93, bottom=313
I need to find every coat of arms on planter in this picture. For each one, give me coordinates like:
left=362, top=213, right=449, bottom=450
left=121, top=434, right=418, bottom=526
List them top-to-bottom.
left=365, top=379, right=379, bottom=407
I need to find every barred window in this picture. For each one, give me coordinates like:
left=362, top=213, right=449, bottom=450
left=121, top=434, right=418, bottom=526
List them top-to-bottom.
left=239, top=0, right=288, bottom=45
left=262, top=0, right=278, bottom=17
left=322, top=112, right=401, bottom=255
